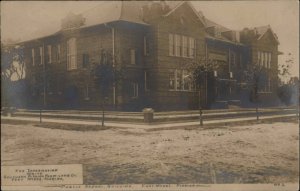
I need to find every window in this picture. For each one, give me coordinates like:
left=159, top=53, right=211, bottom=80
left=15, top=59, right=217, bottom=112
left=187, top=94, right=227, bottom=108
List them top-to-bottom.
left=169, top=34, right=175, bottom=56
left=169, top=34, right=195, bottom=58
left=175, top=34, right=181, bottom=56
left=144, top=36, right=149, bottom=56
left=182, top=36, right=188, bottom=57
left=189, top=37, right=195, bottom=58
left=67, top=38, right=77, bottom=70
left=56, top=44, right=61, bottom=62
left=47, top=45, right=52, bottom=63
left=39, top=47, right=43, bottom=65
left=31, top=48, right=35, bottom=66
left=130, top=49, right=136, bottom=65
left=258, top=51, right=272, bottom=68
left=230, top=52, right=236, bottom=66
left=260, top=52, right=264, bottom=67
left=82, top=53, right=89, bottom=68
left=266, top=53, right=268, bottom=66
left=268, top=53, right=272, bottom=68
left=169, top=69, right=193, bottom=91
left=176, top=69, right=182, bottom=90
left=169, top=70, right=176, bottom=90
left=182, top=70, right=191, bottom=90
left=214, top=70, right=218, bottom=77
left=144, top=71, right=149, bottom=91
left=132, top=83, right=138, bottom=98
left=84, top=84, right=90, bottom=100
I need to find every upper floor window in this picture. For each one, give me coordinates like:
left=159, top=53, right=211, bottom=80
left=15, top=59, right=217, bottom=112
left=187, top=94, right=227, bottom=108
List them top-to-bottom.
left=169, top=33, right=195, bottom=58
left=169, top=34, right=175, bottom=56
left=175, top=34, right=181, bottom=56
left=144, top=36, right=150, bottom=56
left=182, top=36, right=188, bottom=57
left=189, top=37, right=195, bottom=58
left=67, top=38, right=77, bottom=70
left=56, top=44, right=61, bottom=62
left=47, top=45, right=52, bottom=64
left=39, top=47, right=43, bottom=65
left=31, top=48, right=35, bottom=66
left=257, top=51, right=271, bottom=68
left=260, top=51, right=264, bottom=66
left=264, top=52, right=268, bottom=67
left=268, top=53, right=271, bottom=68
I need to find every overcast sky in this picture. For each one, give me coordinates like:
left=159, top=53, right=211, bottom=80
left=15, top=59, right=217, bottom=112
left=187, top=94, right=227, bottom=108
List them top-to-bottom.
left=1, top=1, right=299, bottom=77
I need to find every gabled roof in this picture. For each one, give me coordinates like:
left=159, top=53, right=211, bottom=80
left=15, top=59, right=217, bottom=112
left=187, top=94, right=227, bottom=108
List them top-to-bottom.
left=163, top=1, right=206, bottom=26
left=254, top=25, right=279, bottom=44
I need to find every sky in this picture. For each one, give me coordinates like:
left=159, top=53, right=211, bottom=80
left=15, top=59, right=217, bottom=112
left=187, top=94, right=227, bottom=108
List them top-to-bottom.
left=1, top=1, right=299, bottom=77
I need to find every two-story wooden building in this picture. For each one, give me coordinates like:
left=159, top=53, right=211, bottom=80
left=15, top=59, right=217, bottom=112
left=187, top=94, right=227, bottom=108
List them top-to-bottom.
left=18, top=1, right=281, bottom=111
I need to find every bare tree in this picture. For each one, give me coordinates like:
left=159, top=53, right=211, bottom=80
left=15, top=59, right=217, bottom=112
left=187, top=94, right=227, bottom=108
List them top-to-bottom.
left=1, top=44, right=26, bottom=108
left=1, top=44, right=26, bottom=81
left=91, top=49, right=123, bottom=126
left=188, top=56, right=217, bottom=126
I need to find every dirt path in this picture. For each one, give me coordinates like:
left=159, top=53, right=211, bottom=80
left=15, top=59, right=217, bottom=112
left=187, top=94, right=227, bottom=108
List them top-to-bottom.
left=1, top=122, right=299, bottom=184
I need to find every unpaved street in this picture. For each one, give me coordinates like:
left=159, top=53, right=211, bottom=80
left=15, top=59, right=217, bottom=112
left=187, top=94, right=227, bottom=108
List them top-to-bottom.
left=1, top=121, right=299, bottom=184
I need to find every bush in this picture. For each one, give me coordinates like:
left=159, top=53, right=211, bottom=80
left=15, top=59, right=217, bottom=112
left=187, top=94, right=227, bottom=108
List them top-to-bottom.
left=277, top=84, right=293, bottom=105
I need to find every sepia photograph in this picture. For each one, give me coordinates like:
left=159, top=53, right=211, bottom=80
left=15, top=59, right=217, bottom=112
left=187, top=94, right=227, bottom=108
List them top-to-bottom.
left=1, top=1, right=299, bottom=190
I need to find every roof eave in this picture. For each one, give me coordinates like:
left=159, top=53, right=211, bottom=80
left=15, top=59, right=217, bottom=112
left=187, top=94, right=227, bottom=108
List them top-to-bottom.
left=205, top=35, right=246, bottom=46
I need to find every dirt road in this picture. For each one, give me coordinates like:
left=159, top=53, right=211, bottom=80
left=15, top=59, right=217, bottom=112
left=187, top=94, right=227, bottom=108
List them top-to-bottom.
left=1, top=121, right=299, bottom=184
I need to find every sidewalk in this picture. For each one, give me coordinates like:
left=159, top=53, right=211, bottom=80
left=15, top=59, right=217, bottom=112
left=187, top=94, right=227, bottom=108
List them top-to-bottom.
left=1, top=113, right=297, bottom=130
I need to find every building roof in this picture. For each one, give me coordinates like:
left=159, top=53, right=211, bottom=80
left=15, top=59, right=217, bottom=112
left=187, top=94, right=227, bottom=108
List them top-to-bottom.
left=16, top=1, right=279, bottom=47
left=17, top=1, right=187, bottom=44
left=79, top=1, right=193, bottom=28
left=80, top=1, right=149, bottom=28
left=164, top=1, right=206, bottom=26
left=203, top=17, right=243, bottom=44
left=204, top=18, right=231, bottom=32
left=254, top=25, right=279, bottom=44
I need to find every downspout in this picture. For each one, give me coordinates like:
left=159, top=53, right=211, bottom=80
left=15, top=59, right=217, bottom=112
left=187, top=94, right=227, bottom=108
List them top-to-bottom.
left=104, top=23, right=116, bottom=107
left=112, top=27, right=116, bottom=106
left=112, top=27, right=115, bottom=67
left=205, top=41, right=208, bottom=106
left=43, top=42, right=46, bottom=108
left=228, top=48, right=231, bottom=73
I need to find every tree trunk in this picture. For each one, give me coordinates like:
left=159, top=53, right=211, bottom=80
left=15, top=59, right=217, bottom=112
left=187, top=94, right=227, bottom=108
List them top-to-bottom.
left=199, top=88, right=203, bottom=126
left=101, top=97, right=105, bottom=126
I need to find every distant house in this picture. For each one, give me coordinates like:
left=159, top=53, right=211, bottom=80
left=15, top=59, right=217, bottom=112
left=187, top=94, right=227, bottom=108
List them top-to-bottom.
left=17, top=1, right=282, bottom=110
